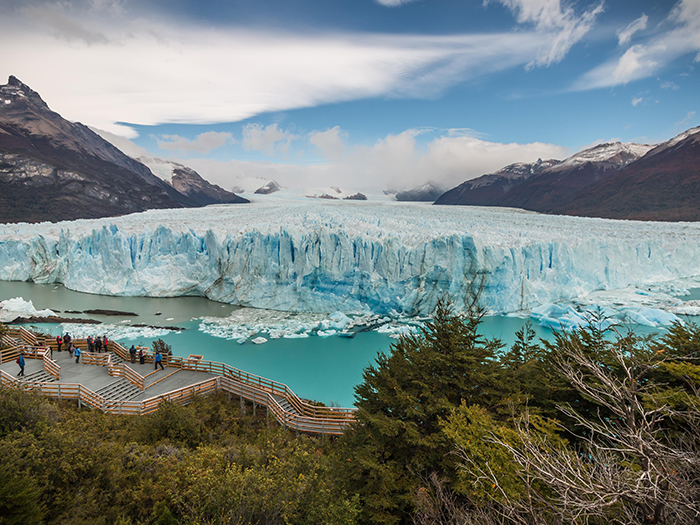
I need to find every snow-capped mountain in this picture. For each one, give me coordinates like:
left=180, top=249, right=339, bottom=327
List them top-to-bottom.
left=0, top=76, right=212, bottom=223
left=561, top=128, right=700, bottom=221
left=435, top=133, right=700, bottom=221
left=553, top=142, right=653, bottom=170
left=136, top=156, right=248, bottom=206
left=395, top=182, right=445, bottom=202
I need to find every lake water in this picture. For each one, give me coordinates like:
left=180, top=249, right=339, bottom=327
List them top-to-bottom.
left=0, top=280, right=678, bottom=407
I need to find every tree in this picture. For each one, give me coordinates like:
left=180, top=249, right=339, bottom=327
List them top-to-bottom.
left=340, top=298, right=504, bottom=524
left=455, top=323, right=700, bottom=525
left=151, top=338, right=172, bottom=356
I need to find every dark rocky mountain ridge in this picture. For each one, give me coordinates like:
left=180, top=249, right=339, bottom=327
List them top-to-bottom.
left=0, top=76, right=246, bottom=223
left=435, top=134, right=700, bottom=221
left=136, top=155, right=248, bottom=206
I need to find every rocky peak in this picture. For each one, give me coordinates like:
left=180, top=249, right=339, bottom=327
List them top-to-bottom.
left=1, top=76, right=50, bottom=111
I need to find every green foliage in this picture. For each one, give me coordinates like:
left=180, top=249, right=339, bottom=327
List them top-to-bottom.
left=340, top=298, right=504, bottom=523
left=0, top=322, right=7, bottom=348
left=0, top=389, right=57, bottom=438
left=0, top=391, right=357, bottom=525
left=139, top=401, right=202, bottom=448
left=159, top=438, right=358, bottom=525
left=0, top=463, right=45, bottom=525
left=150, top=502, right=177, bottom=525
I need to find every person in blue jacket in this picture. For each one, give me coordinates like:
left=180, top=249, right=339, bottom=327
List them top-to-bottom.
left=74, top=346, right=81, bottom=364
left=155, top=350, right=165, bottom=371
left=17, top=352, right=25, bottom=377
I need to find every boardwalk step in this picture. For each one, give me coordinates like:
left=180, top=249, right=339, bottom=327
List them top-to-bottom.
left=109, top=352, right=125, bottom=365
left=20, top=370, right=57, bottom=383
left=95, top=378, right=141, bottom=402
left=272, top=394, right=297, bottom=415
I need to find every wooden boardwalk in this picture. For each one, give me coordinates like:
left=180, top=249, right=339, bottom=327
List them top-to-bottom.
left=0, top=327, right=356, bottom=436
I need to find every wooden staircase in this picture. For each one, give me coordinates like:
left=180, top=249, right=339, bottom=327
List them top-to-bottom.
left=20, top=370, right=58, bottom=383
left=95, top=378, right=141, bottom=402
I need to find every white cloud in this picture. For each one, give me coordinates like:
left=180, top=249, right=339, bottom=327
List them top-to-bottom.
left=375, top=0, right=419, bottom=6
left=488, top=0, right=604, bottom=67
left=574, top=0, right=700, bottom=90
left=20, top=4, right=111, bottom=45
left=0, top=7, right=574, bottom=135
left=617, top=13, right=648, bottom=46
left=660, top=80, right=680, bottom=89
left=631, top=96, right=644, bottom=106
left=675, top=110, right=696, bottom=127
left=242, top=124, right=299, bottom=156
left=90, top=127, right=148, bottom=157
left=308, top=127, right=347, bottom=161
left=182, top=129, right=568, bottom=192
left=156, top=131, right=234, bottom=153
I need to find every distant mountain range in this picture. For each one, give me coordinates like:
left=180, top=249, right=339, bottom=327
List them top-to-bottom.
left=0, top=76, right=247, bottom=223
left=435, top=129, right=700, bottom=221
left=136, top=155, right=248, bottom=206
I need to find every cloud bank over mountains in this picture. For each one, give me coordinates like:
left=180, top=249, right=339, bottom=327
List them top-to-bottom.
left=1, top=0, right=619, bottom=137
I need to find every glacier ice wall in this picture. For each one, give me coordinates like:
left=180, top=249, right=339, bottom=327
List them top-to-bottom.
left=1, top=200, right=700, bottom=316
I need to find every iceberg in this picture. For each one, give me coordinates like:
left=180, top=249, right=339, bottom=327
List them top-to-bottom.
left=1, top=200, right=700, bottom=322
left=0, top=296, right=56, bottom=323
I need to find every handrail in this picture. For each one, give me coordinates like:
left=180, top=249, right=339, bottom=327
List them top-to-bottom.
left=1, top=327, right=356, bottom=435
left=81, top=352, right=112, bottom=367
left=42, top=353, right=60, bottom=380
left=109, top=363, right=145, bottom=391
left=145, top=368, right=179, bottom=389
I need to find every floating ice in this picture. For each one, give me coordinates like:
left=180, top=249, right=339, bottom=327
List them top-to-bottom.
left=0, top=297, right=55, bottom=323
left=55, top=323, right=177, bottom=341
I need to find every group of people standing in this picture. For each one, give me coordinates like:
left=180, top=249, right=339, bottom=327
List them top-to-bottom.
left=56, top=333, right=110, bottom=364
left=128, top=345, right=147, bottom=365
left=128, top=345, right=165, bottom=371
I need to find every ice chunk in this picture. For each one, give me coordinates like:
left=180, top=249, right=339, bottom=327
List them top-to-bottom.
left=0, top=297, right=56, bottom=322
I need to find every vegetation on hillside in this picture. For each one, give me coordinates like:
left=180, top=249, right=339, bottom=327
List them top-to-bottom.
left=2, top=303, right=700, bottom=524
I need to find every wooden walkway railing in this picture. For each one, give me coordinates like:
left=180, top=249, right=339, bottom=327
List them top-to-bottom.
left=1, top=328, right=356, bottom=435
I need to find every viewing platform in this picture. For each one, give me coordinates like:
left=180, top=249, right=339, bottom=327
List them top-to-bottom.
left=0, top=327, right=356, bottom=436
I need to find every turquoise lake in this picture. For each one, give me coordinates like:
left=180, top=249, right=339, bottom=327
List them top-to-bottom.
left=0, top=281, right=686, bottom=407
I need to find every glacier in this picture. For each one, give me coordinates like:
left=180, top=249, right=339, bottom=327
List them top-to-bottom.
left=2, top=197, right=700, bottom=326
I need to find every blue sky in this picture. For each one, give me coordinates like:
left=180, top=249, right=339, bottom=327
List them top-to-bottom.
left=1, top=0, right=698, bottom=191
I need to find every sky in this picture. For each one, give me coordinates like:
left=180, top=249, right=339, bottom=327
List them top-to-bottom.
left=1, top=0, right=699, bottom=192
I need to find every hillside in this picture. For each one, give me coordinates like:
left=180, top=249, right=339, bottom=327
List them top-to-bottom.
left=435, top=132, right=700, bottom=222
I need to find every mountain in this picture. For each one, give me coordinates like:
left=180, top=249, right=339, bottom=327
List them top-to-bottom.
left=0, top=76, right=241, bottom=224
left=560, top=127, right=700, bottom=221
left=434, top=137, right=700, bottom=219
left=136, top=156, right=248, bottom=206
left=433, top=159, right=559, bottom=206
left=254, top=180, right=281, bottom=194
left=395, top=182, right=445, bottom=202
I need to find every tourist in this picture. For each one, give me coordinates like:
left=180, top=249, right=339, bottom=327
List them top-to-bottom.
left=64, top=333, right=71, bottom=350
left=56, top=335, right=62, bottom=352
left=103, top=335, right=109, bottom=352
left=87, top=336, right=94, bottom=353
left=95, top=336, right=102, bottom=353
left=68, top=343, right=74, bottom=358
left=129, top=345, right=136, bottom=363
left=74, top=346, right=81, bottom=364
left=139, top=348, right=145, bottom=365
left=154, top=350, right=164, bottom=371
left=16, top=352, right=25, bottom=377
